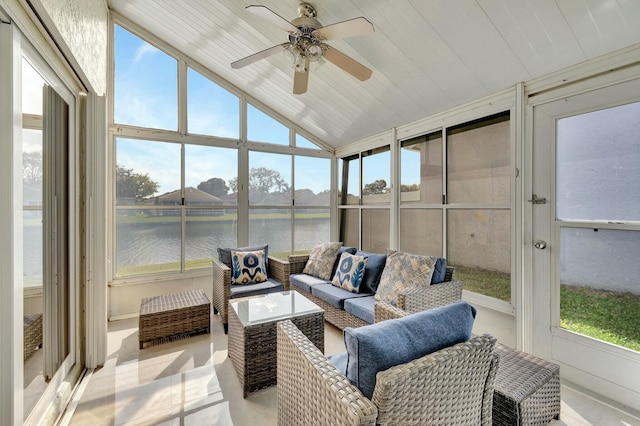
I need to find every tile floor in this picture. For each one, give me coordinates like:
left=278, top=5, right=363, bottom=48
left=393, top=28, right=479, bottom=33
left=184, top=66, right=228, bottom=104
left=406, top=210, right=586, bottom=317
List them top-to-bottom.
left=61, top=314, right=640, bottom=426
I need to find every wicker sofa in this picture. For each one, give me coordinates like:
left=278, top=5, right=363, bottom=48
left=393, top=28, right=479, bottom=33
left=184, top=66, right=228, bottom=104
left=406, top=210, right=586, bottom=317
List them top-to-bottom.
left=287, top=251, right=462, bottom=330
left=277, top=309, right=499, bottom=426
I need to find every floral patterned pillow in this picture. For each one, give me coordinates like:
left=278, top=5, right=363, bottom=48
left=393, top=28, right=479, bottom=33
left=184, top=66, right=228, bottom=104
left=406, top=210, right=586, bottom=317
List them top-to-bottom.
left=302, top=242, right=343, bottom=280
left=231, top=249, right=268, bottom=285
left=332, top=252, right=368, bottom=293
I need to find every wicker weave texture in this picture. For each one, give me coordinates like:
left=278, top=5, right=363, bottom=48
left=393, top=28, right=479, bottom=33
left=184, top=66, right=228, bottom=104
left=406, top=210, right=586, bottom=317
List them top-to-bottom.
left=138, top=290, right=210, bottom=349
left=228, top=300, right=324, bottom=398
left=24, top=313, right=43, bottom=360
left=277, top=320, right=378, bottom=426
left=278, top=320, right=498, bottom=426
left=493, top=343, right=561, bottom=426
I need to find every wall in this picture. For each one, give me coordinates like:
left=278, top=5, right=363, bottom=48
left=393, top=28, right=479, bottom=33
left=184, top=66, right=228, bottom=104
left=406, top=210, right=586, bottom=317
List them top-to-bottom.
left=38, top=0, right=108, bottom=94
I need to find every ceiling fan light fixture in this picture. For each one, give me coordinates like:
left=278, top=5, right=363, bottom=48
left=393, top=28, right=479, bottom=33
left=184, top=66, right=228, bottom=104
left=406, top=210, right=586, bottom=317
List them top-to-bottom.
left=305, top=44, right=323, bottom=62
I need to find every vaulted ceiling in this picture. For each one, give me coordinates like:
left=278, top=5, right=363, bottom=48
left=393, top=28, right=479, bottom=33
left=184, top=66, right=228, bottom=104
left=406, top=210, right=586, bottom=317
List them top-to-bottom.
left=107, top=0, right=640, bottom=149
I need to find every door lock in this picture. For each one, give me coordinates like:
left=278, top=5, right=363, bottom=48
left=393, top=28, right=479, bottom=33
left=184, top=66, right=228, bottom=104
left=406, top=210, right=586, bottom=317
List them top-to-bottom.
left=534, top=240, right=547, bottom=250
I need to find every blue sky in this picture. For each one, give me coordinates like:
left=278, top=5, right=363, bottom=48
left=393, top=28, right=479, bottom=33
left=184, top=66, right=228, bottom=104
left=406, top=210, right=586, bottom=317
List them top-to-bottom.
left=114, top=25, right=415, bottom=196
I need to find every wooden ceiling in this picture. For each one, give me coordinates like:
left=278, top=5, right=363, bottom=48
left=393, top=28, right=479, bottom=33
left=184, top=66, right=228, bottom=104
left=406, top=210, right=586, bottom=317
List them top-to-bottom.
left=108, top=0, right=640, bottom=149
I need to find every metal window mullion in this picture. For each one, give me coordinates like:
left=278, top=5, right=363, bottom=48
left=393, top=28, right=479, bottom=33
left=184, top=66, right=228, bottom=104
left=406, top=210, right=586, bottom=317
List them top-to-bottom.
left=442, top=126, right=448, bottom=259
left=180, top=143, right=186, bottom=271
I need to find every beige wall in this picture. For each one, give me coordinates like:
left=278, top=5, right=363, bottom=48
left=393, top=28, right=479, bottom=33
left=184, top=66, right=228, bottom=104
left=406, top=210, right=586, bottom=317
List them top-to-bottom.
left=39, top=0, right=108, bottom=94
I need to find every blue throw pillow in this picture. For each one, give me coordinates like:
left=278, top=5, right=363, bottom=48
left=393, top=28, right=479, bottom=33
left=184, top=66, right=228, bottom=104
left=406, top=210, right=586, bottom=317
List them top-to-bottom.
left=218, top=244, right=269, bottom=270
left=331, top=246, right=358, bottom=277
left=355, top=251, right=387, bottom=294
left=332, top=252, right=368, bottom=293
left=431, top=257, right=448, bottom=284
left=343, top=300, right=476, bottom=399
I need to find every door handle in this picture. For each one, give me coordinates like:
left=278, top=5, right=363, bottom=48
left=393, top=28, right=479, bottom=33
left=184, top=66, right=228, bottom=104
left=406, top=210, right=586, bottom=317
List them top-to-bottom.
left=534, top=240, right=547, bottom=250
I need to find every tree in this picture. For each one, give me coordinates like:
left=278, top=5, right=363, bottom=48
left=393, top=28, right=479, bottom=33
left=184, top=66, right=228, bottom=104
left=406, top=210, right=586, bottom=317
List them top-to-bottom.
left=23, top=152, right=42, bottom=184
left=116, top=165, right=159, bottom=201
left=228, top=167, right=289, bottom=194
left=198, top=177, right=229, bottom=198
left=362, top=179, right=388, bottom=195
left=400, top=183, right=420, bottom=192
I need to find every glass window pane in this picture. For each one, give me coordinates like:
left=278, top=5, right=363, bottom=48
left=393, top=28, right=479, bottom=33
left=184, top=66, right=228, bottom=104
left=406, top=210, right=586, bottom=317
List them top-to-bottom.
left=114, top=25, right=177, bottom=130
left=22, top=58, right=45, bottom=115
left=187, top=68, right=239, bottom=138
left=557, top=102, right=640, bottom=222
left=247, top=104, right=289, bottom=145
left=447, top=114, right=510, bottom=204
left=23, top=129, right=43, bottom=205
left=401, top=132, right=442, bottom=204
left=296, top=133, right=319, bottom=149
left=116, top=138, right=180, bottom=206
left=185, top=145, right=237, bottom=206
left=362, top=147, right=390, bottom=204
left=248, top=151, right=291, bottom=206
left=295, top=156, right=330, bottom=206
left=339, top=156, right=359, bottom=205
left=339, top=208, right=359, bottom=249
left=116, top=209, right=181, bottom=276
left=249, top=209, right=292, bottom=256
left=294, top=209, right=330, bottom=252
left=362, top=209, right=389, bottom=253
left=399, top=209, right=442, bottom=256
left=447, top=209, right=510, bottom=301
left=185, top=210, right=237, bottom=270
left=23, top=211, right=43, bottom=288
left=560, top=228, right=640, bottom=352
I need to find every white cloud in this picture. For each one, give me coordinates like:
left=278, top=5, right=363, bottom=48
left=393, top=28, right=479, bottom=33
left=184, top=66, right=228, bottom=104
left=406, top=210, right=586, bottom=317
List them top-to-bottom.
left=134, top=42, right=160, bottom=63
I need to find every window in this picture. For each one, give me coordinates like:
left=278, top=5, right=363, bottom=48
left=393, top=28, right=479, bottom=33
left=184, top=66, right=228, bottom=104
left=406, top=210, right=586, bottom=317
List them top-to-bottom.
left=114, top=25, right=177, bottom=130
left=187, top=67, right=239, bottom=138
left=247, top=104, right=289, bottom=145
left=446, top=113, right=511, bottom=301
left=296, top=133, right=320, bottom=149
left=362, top=146, right=390, bottom=204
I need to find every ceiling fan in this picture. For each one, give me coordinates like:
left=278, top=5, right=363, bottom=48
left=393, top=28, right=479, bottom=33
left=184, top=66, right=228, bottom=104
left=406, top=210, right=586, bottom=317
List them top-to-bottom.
left=231, top=3, right=374, bottom=95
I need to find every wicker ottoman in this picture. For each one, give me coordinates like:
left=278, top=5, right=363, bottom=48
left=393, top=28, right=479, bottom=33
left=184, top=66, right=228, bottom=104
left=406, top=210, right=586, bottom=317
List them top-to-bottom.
left=139, top=290, right=211, bottom=349
left=24, top=313, right=43, bottom=360
left=493, top=343, right=561, bottom=425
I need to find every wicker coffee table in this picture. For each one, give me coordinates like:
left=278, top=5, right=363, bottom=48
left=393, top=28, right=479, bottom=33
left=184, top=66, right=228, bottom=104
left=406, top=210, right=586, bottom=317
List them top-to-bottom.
left=139, top=290, right=211, bottom=349
left=228, top=291, right=324, bottom=397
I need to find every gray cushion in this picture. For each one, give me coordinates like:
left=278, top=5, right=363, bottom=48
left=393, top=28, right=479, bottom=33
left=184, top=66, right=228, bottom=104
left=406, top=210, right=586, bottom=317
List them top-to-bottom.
left=218, top=244, right=269, bottom=270
left=355, top=251, right=387, bottom=293
left=431, top=257, right=447, bottom=284
left=290, top=273, right=331, bottom=293
left=229, top=278, right=283, bottom=298
left=311, top=284, right=372, bottom=309
left=343, top=296, right=376, bottom=324
left=342, top=300, right=476, bottom=399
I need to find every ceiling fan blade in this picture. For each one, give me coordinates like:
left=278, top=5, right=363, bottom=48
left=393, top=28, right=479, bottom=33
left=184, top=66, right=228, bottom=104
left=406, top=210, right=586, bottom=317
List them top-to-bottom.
left=246, top=5, right=300, bottom=34
left=314, top=17, right=374, bottom=41
left=231, top=43, right=290, bottom=69
left=323, top=46, right=372, bottom=81
left=293, top=59, right=310, bottom=94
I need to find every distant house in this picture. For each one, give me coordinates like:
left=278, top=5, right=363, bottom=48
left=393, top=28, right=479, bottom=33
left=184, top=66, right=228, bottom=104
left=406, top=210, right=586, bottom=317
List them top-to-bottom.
left=155, top=187, right=224, bottom=216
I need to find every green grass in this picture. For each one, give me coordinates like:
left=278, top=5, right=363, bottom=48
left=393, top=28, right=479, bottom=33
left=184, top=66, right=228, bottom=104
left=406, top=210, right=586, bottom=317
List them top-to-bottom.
left=453, top=266, right=640, bottom=352
left=560, top=285, right=640, bottom=352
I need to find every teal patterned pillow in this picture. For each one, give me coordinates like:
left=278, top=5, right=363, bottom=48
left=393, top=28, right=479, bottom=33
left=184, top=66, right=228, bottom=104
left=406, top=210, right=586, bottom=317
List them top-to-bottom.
left=302, top=242, right=343, bottom=280
left=231, top=250, right=268, bottom=285
left=374, top=251, right=436, bottom=306
left=332, top=252, right=368, bottom=293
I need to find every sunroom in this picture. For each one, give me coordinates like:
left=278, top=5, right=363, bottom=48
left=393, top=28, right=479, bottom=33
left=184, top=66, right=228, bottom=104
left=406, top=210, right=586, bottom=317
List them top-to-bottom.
left=1, top=0, right=640, bottom=424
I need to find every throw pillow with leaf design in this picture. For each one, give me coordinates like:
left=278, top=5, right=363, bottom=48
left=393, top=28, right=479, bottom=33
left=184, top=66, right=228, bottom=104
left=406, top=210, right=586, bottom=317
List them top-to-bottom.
left=231, top=249, right=268, bottom=284
left=332, top=252, right=368, bottom=293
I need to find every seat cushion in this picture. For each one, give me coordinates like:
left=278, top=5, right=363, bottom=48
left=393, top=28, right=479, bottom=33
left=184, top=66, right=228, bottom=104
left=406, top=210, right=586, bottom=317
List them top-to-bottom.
left=355, top=251, right=387, bottom=294
left=431, top=257, right=448, bottom=284
left=290, top=273, right=331, bottom=293
left=229, top=278, right=283, bottom=299
left=311, top=284, right=372, bottom=309
left=343, top=296, right=376, bottom=324
left=341, top=300, right=476, bottom=399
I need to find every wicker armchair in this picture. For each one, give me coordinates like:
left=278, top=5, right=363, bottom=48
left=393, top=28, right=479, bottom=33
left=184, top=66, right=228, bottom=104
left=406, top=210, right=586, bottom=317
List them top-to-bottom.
left=289, top=254, right=463, bottom=329
left=212, top=256, right=291, bottom=333
left=277, top=319, right=499, bottom=426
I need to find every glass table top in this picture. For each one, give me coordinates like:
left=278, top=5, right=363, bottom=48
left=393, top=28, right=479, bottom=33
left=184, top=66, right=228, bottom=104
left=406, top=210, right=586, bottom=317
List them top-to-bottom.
left=230, top=291, right=323, bottom=327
